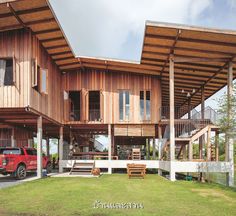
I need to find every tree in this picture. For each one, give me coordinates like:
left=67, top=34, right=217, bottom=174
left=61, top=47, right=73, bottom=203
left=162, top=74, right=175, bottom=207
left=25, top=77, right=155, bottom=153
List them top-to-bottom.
left=216, top=83, right=236, bottom=161
left=217, top=83, right=236, bottom=138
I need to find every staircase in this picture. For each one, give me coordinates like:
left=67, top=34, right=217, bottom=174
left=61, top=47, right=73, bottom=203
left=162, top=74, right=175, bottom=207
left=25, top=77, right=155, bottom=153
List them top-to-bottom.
left=159, top=106, right=219, bottom=161
left=70, top=161, right=95, bottom=176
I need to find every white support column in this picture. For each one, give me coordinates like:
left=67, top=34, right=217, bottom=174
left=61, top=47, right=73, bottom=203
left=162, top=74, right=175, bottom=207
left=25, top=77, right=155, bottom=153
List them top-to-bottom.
left=169, top=55, right=176, bottom=181
left=226, top=62, right=234, bottom=187
left=199, top=86, right=205, bottom=159
left=37, top=116, right=43, bottom=178
left=108, top=124, right=112, bottom=174
left=158, top=125, right=162, bottom=175
left=59, top=126, right=63, bottom=173
left=11, top=128, right=15, bottom=147
left=215, top=131, right=219, bottom=162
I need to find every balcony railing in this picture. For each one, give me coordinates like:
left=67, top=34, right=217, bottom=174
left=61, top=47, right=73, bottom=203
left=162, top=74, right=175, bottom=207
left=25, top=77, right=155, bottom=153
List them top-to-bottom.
left=160, top=106, right=196, bottom=120
left=69, top=109, right=80, bottom=121
left=89, top=109, right=100, bottom=122
left=0, top=139, right=11, bottom=147
left=0, top=139, right=29, bottom=147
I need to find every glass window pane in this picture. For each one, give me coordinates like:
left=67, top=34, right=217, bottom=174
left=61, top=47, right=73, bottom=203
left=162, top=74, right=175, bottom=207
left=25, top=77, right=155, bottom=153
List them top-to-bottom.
left=41, top=69, right=47, bottom=93
left=119, top=91, right=124, bottom=120
left=125, top=91, right=130, bottom=120
left=140, top=91, right=144, bottom=120
left=146, top=91, right=151, bottom=120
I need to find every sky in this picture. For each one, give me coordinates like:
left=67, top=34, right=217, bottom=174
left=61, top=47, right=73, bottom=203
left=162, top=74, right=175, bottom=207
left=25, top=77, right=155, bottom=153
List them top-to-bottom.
left=49, top=0, right=236, bottom=109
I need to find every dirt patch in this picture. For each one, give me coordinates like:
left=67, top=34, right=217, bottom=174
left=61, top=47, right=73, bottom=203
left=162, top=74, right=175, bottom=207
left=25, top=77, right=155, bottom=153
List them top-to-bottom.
left=192, top=189, right=235, bottom=203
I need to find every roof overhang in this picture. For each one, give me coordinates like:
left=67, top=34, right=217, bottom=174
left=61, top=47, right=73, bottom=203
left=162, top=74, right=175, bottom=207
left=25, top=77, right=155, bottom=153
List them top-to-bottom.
left=0, top=1, right=235, bottom=109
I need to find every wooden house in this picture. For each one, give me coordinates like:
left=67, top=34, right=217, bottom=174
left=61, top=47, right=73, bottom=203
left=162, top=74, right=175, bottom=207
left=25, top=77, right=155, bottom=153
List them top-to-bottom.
left=0, top=0, right=235, bottom=186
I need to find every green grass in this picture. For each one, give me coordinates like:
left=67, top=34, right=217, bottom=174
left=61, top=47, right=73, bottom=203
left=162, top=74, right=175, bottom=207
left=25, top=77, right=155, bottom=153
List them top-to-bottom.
left=0, top=175, right=235, bottom=216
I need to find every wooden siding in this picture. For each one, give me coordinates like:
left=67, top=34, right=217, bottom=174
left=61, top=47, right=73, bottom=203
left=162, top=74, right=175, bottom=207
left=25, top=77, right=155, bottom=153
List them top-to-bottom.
left=0, top=29, right=31, bottom=108
left=0, top=29, right=63, bottom=123
left=30, top=31, right=63, bottom=123
left=62, top=69, right=161, bottom=124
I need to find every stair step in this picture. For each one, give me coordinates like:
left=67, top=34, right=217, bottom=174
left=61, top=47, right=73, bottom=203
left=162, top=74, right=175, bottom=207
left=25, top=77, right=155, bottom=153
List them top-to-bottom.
left=73, top=166, right=94, bottom=169
left=70, top=172, right=92, bottom=175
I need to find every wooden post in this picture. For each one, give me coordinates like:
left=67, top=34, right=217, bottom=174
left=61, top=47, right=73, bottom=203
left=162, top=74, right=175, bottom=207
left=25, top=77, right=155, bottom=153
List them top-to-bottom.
left=169, top=54, right=175, bottom=181
left=226, top=62, right=234, bottom=187
left=199, top=85, right=205, bottom=159
left=188, top=99, right=191, bottom=120
left=37, top=116, right=43, bottom=178
left=108, top=124, right=112, bottom=174
left=158, top=125, right=162, bottom=175
left=59, top=126, right=63, bottom=173
left=207, top=127, right=211, bottom=161
left=11, top=128, right=15, bottom=147
left=215, top=131, right=219, bottom=161
left=46, top=137, right=50, bottom=157
left=152, top=137, right=156, bottom=160
left=147, top=138, right=150, bottom=160
left=188, top=141, right=193, bottom=161
left=182, top=144, right=187, bottom=160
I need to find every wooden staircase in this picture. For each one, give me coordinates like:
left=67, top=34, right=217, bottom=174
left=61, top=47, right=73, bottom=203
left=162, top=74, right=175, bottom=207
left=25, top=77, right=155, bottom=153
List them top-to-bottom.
left=70, top=161, right=95, bottom=175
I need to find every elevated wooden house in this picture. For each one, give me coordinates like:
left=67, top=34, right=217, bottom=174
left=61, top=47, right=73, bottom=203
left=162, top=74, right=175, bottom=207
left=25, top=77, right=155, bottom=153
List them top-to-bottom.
left=0, top=0, right=234, bottom=186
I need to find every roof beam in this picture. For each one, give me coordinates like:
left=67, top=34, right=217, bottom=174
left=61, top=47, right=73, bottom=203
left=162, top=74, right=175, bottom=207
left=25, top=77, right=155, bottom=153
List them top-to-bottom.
left=7, top=2, right=27, bottom=28
left=0, top=5, right=49, bottom=19
left=26, top=18, right=55, bottom=26
left=34, top=28, right=60, bottom=35
left=160, top=30, right=181, bottom=77
left=146, top=33, right=236, bottom=48
left=40, top=36, right=64, bottom=43
left=144, top=43, right=235, bottom=57
left=46, top=44, right=68, bottom=50
left=51, top=51, right=72, bottom=58
left=173, top=56, right=231, bottom=63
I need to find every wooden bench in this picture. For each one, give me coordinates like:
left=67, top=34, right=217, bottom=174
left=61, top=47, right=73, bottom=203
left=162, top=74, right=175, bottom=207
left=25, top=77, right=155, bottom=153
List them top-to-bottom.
left=127, top=163, right=146, bottom=179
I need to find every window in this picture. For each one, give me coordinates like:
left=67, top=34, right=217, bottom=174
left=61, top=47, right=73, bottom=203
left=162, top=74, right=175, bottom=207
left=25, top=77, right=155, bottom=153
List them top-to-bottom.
left=0, top=59, right=13, bottom=86
left=32, top=59, right=48, bottom=94
left=41, top=69, right=48, bottom=94
left=119, top=90, right=130, bottom=121
left=140, top=90, right=151, bottom=121
left=69, top=91, right=81, bottom=121
left=89, top=91, right=100, bottom=121
left=0, top=148, right=21, bottom=155
left=26, top=149, right=34, bottom=155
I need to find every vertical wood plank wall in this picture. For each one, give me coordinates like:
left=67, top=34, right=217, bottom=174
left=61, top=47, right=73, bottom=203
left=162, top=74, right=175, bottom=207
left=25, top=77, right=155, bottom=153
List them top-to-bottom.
left=0, top=29, right=31, bottom=108
left=0, top=29, right=63, bottom=123
left=30, top=31, right=62, bottom=123
left=62, top=69, right=161, bottom=124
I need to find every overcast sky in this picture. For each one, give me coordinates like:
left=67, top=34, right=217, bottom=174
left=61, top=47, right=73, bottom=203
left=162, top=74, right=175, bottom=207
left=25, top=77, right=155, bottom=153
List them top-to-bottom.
left=50, top=0, right=236, bottom=108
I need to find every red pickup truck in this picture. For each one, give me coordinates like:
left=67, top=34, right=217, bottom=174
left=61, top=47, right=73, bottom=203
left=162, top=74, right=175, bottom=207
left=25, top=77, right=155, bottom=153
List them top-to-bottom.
left=0, top=147, right=51, bottom=180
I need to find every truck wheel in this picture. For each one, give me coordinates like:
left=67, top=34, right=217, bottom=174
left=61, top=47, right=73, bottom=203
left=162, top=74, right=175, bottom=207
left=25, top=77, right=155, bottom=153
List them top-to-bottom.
left=46, top=163, right=52, bottom=174
left=16, top=165, right=27, bottom=180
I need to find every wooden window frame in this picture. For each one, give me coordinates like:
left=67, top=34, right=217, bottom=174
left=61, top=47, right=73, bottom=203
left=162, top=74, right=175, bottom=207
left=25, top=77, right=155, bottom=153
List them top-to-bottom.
left=0, top=56, right=19, bottom=89
left=13, top=56, right=20, bottom=91
left=31, top=58, right=37, bottom=88
left=40, top=68, right=48, bottom=95
left=119, top=90, right=130, bottom=122
left=140, top=90, right=151, bottom=122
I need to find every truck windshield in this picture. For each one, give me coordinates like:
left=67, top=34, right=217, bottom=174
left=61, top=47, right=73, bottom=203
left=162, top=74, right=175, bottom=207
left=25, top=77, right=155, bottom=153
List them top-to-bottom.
left=0, top=148, right=21, bottom=155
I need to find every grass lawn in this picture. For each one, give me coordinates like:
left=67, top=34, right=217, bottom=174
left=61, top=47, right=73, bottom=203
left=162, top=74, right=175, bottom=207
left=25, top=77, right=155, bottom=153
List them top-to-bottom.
left=0, top=174, right=235, bottom=216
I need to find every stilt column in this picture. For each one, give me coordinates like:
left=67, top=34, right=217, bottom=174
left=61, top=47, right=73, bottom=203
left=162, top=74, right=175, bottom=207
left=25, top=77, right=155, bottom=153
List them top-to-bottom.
left=169, top=54, right=175, bottom=181
left=226, top=62, right=234, bottom=187
left=37, top=116, right=43, bottom=178
left=59, top=126, right=63, bottom=173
